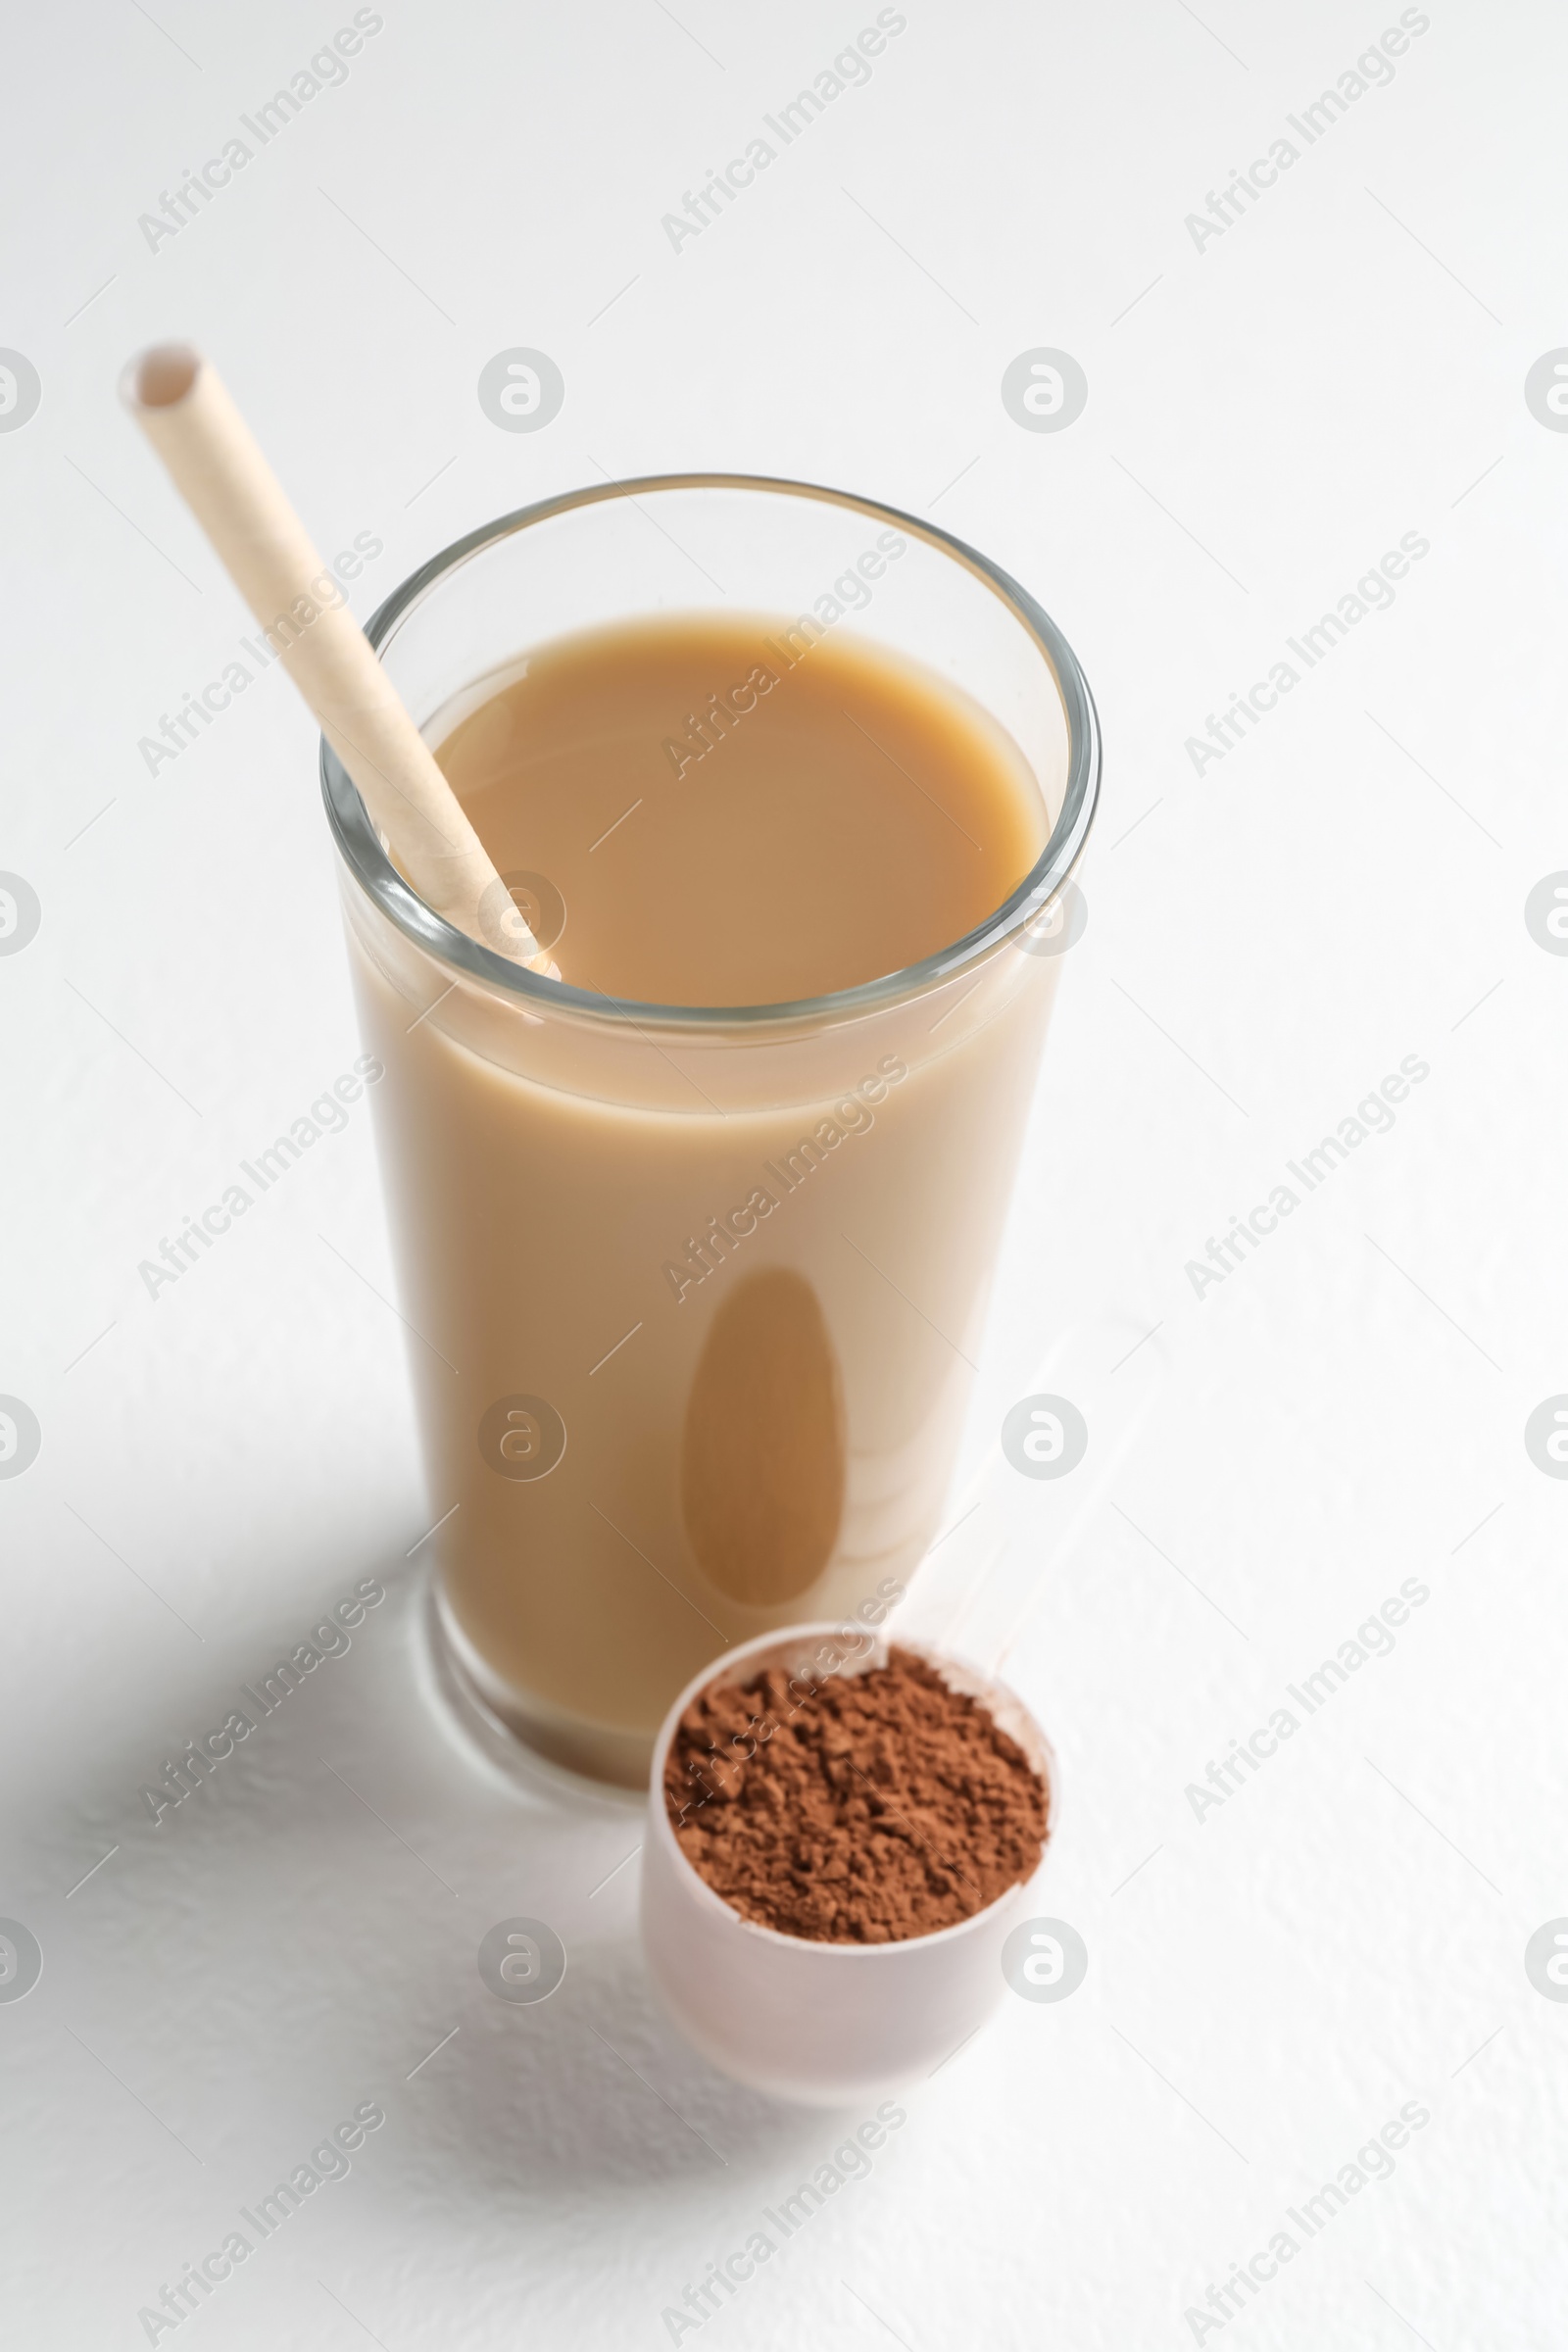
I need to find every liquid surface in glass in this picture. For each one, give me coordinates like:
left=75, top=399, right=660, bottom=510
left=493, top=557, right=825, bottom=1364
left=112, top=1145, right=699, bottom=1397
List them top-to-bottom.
left=434, top=612, right=1046, bottom=1003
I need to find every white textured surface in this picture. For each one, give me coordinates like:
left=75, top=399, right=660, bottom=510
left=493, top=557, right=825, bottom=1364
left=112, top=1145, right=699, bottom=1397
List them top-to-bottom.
left=3, top=2, right=1565, bottom=2345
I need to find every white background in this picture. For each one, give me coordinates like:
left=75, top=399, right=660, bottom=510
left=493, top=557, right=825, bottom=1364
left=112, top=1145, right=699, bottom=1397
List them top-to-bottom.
left=3, top=1, right=1566, bottom=2344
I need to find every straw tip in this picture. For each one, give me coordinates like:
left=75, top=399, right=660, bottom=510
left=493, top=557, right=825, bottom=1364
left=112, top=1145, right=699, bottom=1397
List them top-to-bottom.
left=121, top=342, right=203, bottom=413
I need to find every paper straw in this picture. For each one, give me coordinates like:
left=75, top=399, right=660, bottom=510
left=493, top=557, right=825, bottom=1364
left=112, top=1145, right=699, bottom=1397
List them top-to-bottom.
left=122, top=343, right=553, bottom=973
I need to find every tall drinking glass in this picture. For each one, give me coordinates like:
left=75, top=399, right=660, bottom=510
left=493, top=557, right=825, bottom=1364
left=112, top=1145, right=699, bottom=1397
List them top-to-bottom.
left=322, top=476, right=1099, bottom=1785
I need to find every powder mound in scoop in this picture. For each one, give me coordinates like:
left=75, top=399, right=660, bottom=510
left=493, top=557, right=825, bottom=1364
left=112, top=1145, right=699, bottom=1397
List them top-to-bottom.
left=664, top=1646, right=1049, bottom=1943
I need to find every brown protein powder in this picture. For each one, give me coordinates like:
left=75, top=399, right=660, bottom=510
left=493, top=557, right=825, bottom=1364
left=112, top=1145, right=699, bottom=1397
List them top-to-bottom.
left=664, top=1645, right=1050, bottom=1943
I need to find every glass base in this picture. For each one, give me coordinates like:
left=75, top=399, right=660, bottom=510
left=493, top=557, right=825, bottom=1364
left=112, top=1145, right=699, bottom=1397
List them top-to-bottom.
left=425, top=1579, right=656, bottom=1791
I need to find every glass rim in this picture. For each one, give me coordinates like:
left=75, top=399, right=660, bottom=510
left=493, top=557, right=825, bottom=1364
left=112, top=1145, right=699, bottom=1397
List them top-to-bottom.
left=320, top=470, right=1102, bottom=1034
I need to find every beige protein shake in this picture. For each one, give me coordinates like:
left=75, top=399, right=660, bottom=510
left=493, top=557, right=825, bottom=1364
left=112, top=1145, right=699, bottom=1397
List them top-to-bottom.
left=327, top=482, right=1097, bottom=1784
